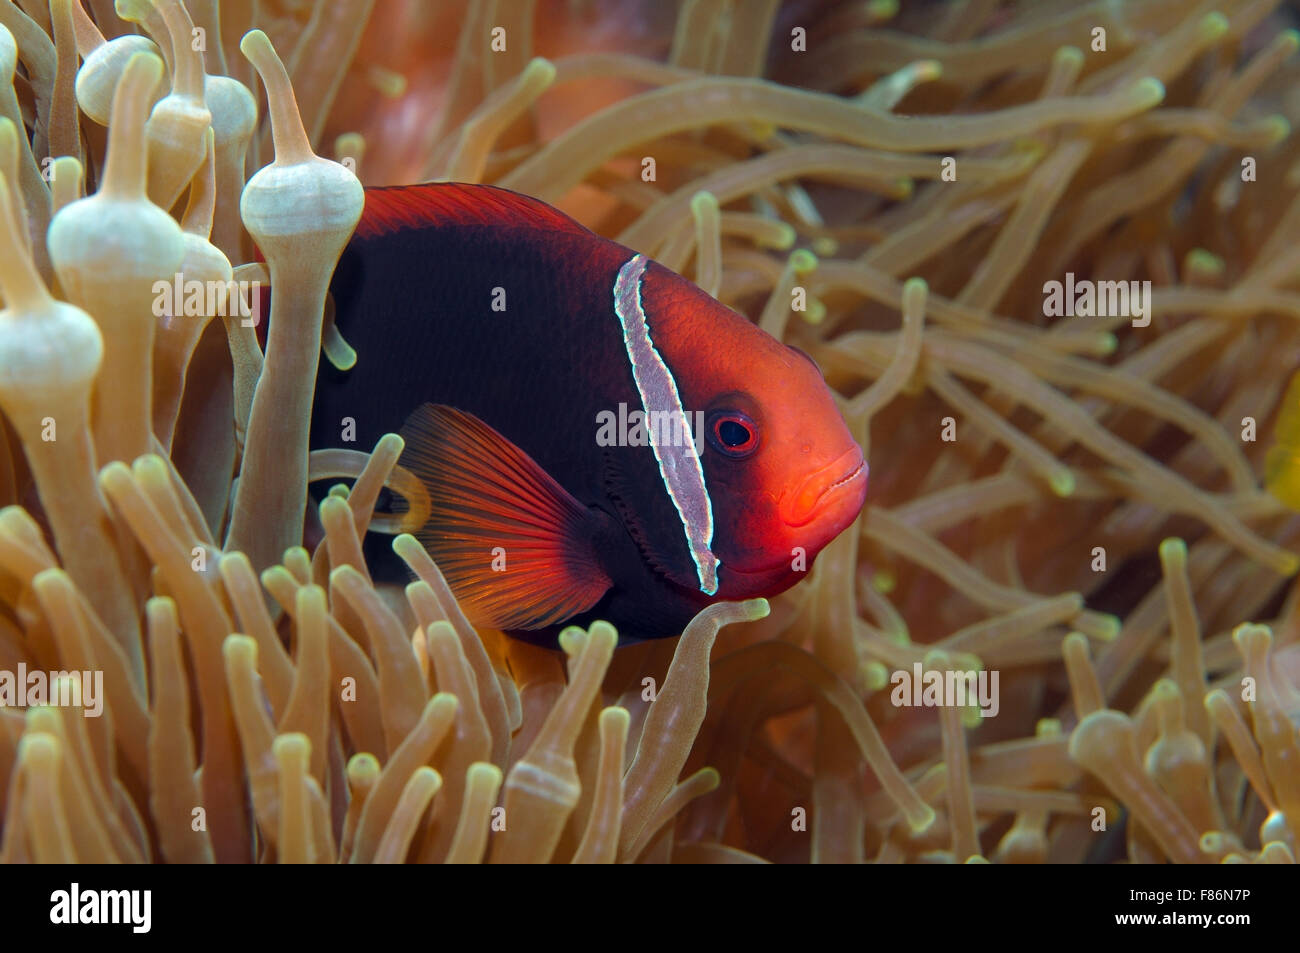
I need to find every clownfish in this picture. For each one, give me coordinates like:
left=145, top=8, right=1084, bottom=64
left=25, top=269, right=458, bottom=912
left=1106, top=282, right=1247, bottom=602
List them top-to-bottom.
left=308, top=183, right=867, bottom=643
left=1266, top=368, right=1300, bottom=510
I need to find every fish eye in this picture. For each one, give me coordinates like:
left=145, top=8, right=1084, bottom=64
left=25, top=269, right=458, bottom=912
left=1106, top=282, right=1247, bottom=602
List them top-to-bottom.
left=706, top=410, right=759, bottom=459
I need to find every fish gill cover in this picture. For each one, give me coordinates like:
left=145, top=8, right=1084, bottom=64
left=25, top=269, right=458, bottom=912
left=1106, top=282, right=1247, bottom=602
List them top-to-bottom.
left=0, top=0, right=1294, bottom=871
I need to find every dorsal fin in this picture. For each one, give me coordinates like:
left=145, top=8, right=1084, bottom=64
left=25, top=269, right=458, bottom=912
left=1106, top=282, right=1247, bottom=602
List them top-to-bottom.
left=356, top=182, right=594, bottom=241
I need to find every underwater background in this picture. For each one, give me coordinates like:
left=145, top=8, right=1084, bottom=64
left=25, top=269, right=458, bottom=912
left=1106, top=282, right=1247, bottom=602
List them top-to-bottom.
left=0, top=0, right=1297, bottom=863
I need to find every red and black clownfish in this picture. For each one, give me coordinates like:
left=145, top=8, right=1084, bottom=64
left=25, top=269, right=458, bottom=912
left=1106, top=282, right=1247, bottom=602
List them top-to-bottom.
left=308, top=183, right=867, bottom=644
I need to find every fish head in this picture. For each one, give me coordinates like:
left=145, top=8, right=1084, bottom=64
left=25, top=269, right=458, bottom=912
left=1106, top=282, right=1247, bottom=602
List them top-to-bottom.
left=700, top=344, right=867, bottom=599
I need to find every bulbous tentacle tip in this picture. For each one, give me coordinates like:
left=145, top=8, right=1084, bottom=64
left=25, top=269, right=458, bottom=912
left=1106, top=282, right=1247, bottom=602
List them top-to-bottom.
left=0, top=24, right=16, bottom=75
left=73, top=33, right=162, bottom=126
left=17, top=730, right=61, bottom=764
left=272, top=731, right=312, bottom=761
left=347, top=752, right=381, bottom=779
left=906, top=803, right=937, bottom=834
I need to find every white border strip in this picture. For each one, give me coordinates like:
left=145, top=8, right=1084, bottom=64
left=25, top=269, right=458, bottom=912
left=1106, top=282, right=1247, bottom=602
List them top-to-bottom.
left=612, top=254, right=719, bottom=594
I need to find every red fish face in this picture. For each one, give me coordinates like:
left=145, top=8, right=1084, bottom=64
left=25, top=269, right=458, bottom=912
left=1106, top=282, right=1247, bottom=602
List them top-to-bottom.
left=698, top=344, right=867, bottom=600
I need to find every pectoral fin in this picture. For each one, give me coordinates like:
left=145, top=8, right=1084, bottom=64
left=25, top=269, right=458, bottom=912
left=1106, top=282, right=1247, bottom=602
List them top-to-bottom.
left=399, top=403, right=611, bottom=630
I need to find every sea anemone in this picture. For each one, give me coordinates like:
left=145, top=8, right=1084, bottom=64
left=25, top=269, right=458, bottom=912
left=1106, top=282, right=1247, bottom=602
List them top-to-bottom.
left=0, top=0, right=1298, bottom=864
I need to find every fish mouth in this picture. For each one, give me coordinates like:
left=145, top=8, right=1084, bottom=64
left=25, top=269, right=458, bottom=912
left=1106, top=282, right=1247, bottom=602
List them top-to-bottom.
left=780, top=448, right=868, bottom=528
